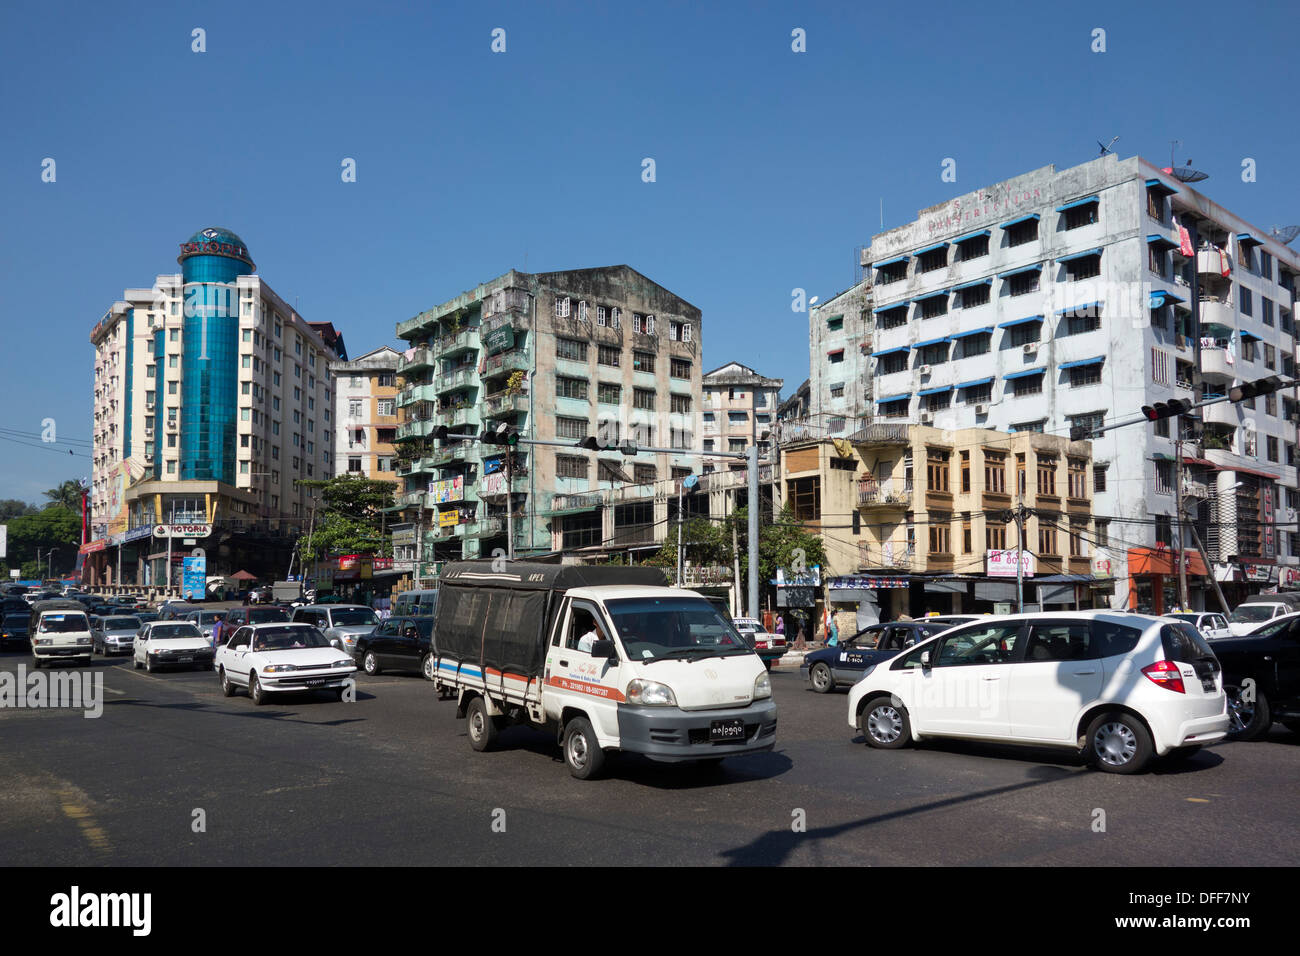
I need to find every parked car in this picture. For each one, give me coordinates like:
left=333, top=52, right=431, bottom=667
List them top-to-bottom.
left=1226, top=593, right=1300, bottom=635
left=29, top=599, right=94, bottom=668
left=291, top=605, right=379, bottom=656
left=134, top=611, right=160, bottom=625
left=846, top=611, right=1227, bottom=774
left=1211, top=611, right=1300, bottom=740
left=1164, top=612, right=1232, bottom=641
left=92, top=615, right=142, bottom=656
left=354, top=615, right=436, bottom=678
left=732, top=617, right=787, bottom=669
left=802, top=618, right=959, bottom=692
left=133, top=621, right=214, bottom=672
left=215, top=622, right=356, bottom=704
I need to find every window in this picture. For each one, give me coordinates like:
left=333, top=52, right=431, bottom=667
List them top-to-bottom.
left=1146, top=187, right=1166, bottom=223
left=1062, top=201, right=1099, bottom=230
left=1006, top=219, right=1038, bottom=247
left=956, top=235, right=990, bottom=261
left=918, top=247, right=947, bottom=272
left=1064, top=252, right=1101, bottom=281
left=877, top=261, right=908, bottom=284
left=1007, top=270, right=1040, bottom=296
left=959, top=283, right=990, bottom=308
left=1240, top=287, right=1253, bottom=317
left=919, top=295, right=948, bottom=320
left=554, top=296, right=571, bottom=318
left=1262, top=297, right=1275, bottom=327
left=597, top=306, right=607, bottom=326
left=875, top=306, right=907, bottom=330
left=609, top=307, right=621, bottom=328
left=1064, top=307, right=1101, bottom=335
left=632, top=313, right=644, bottom=333
left=826, top=315, right=843, bottom=331
left=669, top=321, right=682, bottom=341
left=1007, top=321, right=1040, bottom=346
left=959, top=332, right=991, bottom=358
left=556, top=338, right=588, bottom=362
left=918, top=342, right=949, bottom=365
left=1265, top=343, right=1276, bottom=371
left=597, top=345, right=620, bottom=367
left=828, top=349, right=846, bottom=364
left=632, top=351, right=655, bottom=373
left=877, top=353, right=908, bottom=376
left=670, top=358, right=691, bottom=379
left=1069, top=363, right=1102, bottom=387
left=1011, top=372, right=1043, bottom=396
left=556, top=376, right=588, bottom=400
left=963, top=382, right=992, bottom=405
left=597, top=383, right=621, bottom=405
left=830, top=384, right=845, bottom=398
left=633, top=388, right=655, bottom=410
left=923, top=391, right=952, bottom=412
left=1266, top=392, right=1277, bottom=417
left=671, top=394, right=691, bottom=414
left=879, top=398, right=909, bottom=418
left=378, top=399, right=395, bottom=416
left=1068, top=411, right=1106, bottom=439
left=1267, top=435, right=1279, bottom=462
left=926, top=450, right=950, bottom=492
left=960, top=451, right=971, bottom=493
left=984, top=452, right=1006, bottom=494
left=557, top=456, right=587, bottom=479
left=1037, top=456, right=1057, bottom=496
left=348, top=457, right=362, bottom=473
left=1068, top=459, right=1087, bottom=499
left=1155, top=460, right=1173, bottom=495
left=633, top=463, right=656, bottom=484
left=788, top=476, right=820, bottom=520
left=962, top=514, right=973, bottom=553
left=928, top=515, right=951, bottom=554
left=1095, top=520, right=1109, bottom=548
left=986, top=522, right=1007, bottom=550
left=1038, top=527, right=1058, bottom=556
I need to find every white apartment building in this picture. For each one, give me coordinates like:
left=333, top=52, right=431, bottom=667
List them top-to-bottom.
left=861, top=154, right=1300, bottom=613
left=331, top=346, right=401, bottom=480
left=702, top=363, right=783, bottom=471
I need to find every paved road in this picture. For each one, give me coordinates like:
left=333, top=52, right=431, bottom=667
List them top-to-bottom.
left=0, top=650, right=1295, bottom=866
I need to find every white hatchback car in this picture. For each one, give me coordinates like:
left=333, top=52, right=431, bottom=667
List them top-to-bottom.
left=846, top=612, right=1228, bottom=774
left=216, top=622, right=356, bottom=704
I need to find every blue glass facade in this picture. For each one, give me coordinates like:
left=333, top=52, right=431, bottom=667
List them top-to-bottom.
left=178, top=228, right=254, bottom=484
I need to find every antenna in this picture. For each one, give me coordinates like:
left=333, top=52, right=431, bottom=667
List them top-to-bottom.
left=1097, top=135, right=1119, bottom=156
left=1271, top=225, right=1300, bottom=246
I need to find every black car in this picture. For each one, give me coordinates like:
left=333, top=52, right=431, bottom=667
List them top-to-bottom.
left=1, top=610, right=32, bottom=650
left=1212, top=611, right=1300, bottom=739
left=354, top=615, right=437, bottom=680
left=801, top=619, right=958, bottom=693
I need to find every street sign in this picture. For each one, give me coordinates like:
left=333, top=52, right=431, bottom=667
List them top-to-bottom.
left=153, top=524, right=212, bottom=539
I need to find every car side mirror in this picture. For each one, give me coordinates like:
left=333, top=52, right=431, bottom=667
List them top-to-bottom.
left=590, top=639, right=618, bottom=662
left=920, top=650, right=932, bottom=669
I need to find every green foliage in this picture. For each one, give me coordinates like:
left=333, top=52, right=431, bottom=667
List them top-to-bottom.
left=294, top=475, right=397, bottom=564
left=42, top=480, right=84, bottom=513
left=0, top=499, right=38, bottom=521
left=4, top=506, right=81, bottom=576
left=645, top=517, right=730, bottom=569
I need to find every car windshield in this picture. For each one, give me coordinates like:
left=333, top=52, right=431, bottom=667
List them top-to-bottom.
left=605, top=597, right=754, bottom=662
left=1228, top=604, right=1279, bottom=624
left=248, top=608, right=290, bottom=624
left=331, top=609, right=377, bottom=626
left=190, top=612, right=222, bottom=624
left=1166, top=613, right=1200, bottom=624
left=37, top=614, right=88, bottom=633
left=104, top=617, right=140, bottom=629
left=150, top=624, right=203, bottom=640
left=251, top=626, right=330, bottom=651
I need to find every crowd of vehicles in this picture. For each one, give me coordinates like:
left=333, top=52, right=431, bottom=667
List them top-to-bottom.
left=3, top=573, right=1298, bottom=780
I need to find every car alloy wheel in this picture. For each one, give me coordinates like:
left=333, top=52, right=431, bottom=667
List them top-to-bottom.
left=363, top=651, right=380, bottom=675
left=422, top=654, right=435, bottom=681
left=810, top=663, right=833, bottom=693
left=867, top=703, right=904, bottom=745
left=1092, top=721, right=1138, bottom=768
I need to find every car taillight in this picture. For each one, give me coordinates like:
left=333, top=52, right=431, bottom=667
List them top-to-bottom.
left=755, top=640, right=768, bottom=649
left=1142, top=659, right=1185, bottom=694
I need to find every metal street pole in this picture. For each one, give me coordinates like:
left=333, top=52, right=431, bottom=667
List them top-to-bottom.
left=1175, top=438, right=1189, bottom=610
left=747, top=443, right=759, bottom=619
left=505, top=451, right=515, bottom=561
left=676, top=481, right=684, bottom=587
left=1015, top=502, right=1025, bottom=614
left=166, top=503, right=173, bottom=596
left=1189, top=522, right=1232, bottom=614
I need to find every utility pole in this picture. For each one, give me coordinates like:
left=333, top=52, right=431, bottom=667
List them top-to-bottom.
left=1175, top=438, right=1189, bottom=610
left=747, top=443, right=759, bottom=619
left=505, top=450, right=515, bottom=561
left=676, top=480, right=684, bottom=587
left=166, top=502, right=174, bottom=596
left=1014, top=502, right=1025, bottom=614
left=1189, top=522, right=1232, bottom=614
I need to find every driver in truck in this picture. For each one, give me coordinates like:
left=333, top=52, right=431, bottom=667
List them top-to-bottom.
left=576, top=612, right=607, bottom=653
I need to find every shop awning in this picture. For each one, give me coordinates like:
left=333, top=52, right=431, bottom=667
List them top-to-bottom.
left=1055, top=195, right=1099, bottom=212
left=1000, top=213, right=1040, bottom=229
left=951, top=229, right=991, bottom=243
left=1237, top=233, right=1265, bottom=247
left=1057, top=247, right=1103, bottom=263
left=998, top=262, right=1044, bottom=279
left=913, top=289, right=949, bottom=302
left=1149, top=289, right=1186, bottom=307
left=1056, top=301, right=1102, bottom=315
left=998, top=315, right=1044, bottom=329
left=950, top=326, right=994, bottom=339
left=1240, top=330, right=1262, bottom=340
left=870, top=344, right=910, bottom=358
left=1058, top=356, right=1105, bottom=370
left=1004, top=367, right=1046, bottom=380
left=957, top=377, right=994, bottom=389
left=918, top=385, right=953, bottom=396
left=875, top=392, right=911, bottom=404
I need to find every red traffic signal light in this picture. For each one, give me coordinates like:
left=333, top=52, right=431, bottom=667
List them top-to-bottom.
left=1229, top=376, right=1284, bottom=403
left=1140, top=399, right=1192, bottom=421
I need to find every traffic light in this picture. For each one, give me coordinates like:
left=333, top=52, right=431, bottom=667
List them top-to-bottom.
left=1229, top=375, right=1284, bottom=403
left=1140, top=398, right=1192, bottom=421
left=481, top=422, right=519, bottom=447
left=575, top=435, right=637, bottom=455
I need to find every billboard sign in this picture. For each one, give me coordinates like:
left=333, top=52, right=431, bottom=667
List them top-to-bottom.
left=987, top=549, right=1035, bottom=578
left=182, top=556, right=206, bottom=599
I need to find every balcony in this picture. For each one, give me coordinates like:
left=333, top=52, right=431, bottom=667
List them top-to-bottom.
left=1196, top=247, right=1231, bottom=278
left=1201, top=299, right=1237, bottom=330
left=482, top=306, right=532, bottom=334
left=434, top=328, right=479, bottom=357
left=1200, top=346, right=1236, bottom=382
left=397, top=348, right=434, bottom=374
left=482, top=349, right=531, bottom=377
left=436, top=367, right=476, bottom=394
left=397, top=384, right=438, bottom=407
left=482, top=391, right=528, bottom=419
left=1202, top=402, right=1242, bottom=428
left=436, top=405, right=477, bottom=429
left=396, top=419, right=436, bottom=441
left=849, top=423, right=911, bottom=446
left=431, top=444, right=473, bottom=467
left=478, top=472, right=530, bottom=498
left=1182, top=477, right=1209, bottom=499
left=858, top=480, right=911, bottom=508
left=396, top=490, right=425, bottom=509
left=464, top=517, right=504, bottom=538
left=609, top=522, right=656, bottom=546
left=860, top=542, right=919, bottom=572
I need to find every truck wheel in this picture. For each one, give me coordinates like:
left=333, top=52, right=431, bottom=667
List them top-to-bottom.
left=810, top=663, right=833, bottom=694
left=1226, top=685, right=1271, bottom=741
left=466, top=697, right=498, bottom=752
left=563, top=717, right=606, bottom=780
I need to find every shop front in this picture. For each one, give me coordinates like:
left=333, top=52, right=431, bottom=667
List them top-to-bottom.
left=1125, top=546, right=1210, bottom=615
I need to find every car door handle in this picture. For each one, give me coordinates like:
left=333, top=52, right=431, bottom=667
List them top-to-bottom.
left=559, top=659, right=569, bottom=667
left=1068, top=670, right=1097, bottom=676
left=981, top=675, right=1001, bottom=681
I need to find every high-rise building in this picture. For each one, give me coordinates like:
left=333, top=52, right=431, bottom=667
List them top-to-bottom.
left=860, top=153, right=1300, bottom=612
left=86, top=227, right=346, bottom=589
left=391, top=266, right=701, bottom=583
left=331, top=346, right=401, bottom=481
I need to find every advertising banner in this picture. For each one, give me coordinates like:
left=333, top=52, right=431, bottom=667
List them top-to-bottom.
left=428, top=476, right=464, bottom=503
left=438, top=509, right=461, bottom=528
left=987, top=549, right=1035, bottom=578
left=181, top=556, right=206, bottom=599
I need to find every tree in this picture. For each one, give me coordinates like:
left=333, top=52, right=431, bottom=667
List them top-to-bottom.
left=294, top=475, right=398, bottom=566
left=42, top=480, right=84, bottom=513
left=0, top=499, right=38, bottom=522
left=732, top=505, right=827, bottom=604
left=5, top=506, right=81, bottom=577
left=645, top=516, right=730, bottom=571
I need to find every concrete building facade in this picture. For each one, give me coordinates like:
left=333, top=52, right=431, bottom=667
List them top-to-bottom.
left=861, top=154, right=1300, bottom=613
left=85, top=227, right=346, bottom=589
left=807, top=279, right=873, bottom=438
left=331, top=346, right=401, bottom=482
left=702, top=362, right=783, bottom=471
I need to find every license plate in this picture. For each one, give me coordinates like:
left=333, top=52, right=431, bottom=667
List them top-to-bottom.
left=178, top=656, right=194, bottom=662
left=1201, top=676, right=1216, bottom=692
left=306, top=679, right=327, bottom=687
left=709, top=718, right=746, bottom=742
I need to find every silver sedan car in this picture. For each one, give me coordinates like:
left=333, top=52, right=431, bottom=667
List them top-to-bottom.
left=93, top=614, right=143, bottom=656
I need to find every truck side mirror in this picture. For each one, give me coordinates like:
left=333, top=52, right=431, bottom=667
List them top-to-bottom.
left=590, top=639, right=618, bottom=662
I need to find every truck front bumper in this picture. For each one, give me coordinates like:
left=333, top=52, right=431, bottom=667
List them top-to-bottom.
left=616, top=699, right=778, bottom=762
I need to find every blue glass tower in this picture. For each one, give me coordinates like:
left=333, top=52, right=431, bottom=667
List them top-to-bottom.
left=177, top=228, right=254, bottom=483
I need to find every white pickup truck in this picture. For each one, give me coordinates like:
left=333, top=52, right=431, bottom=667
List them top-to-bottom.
left=432, top=561, right=778, bottom=779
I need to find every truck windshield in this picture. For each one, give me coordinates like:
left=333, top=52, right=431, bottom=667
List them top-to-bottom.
left=604, top=597, right=754, bottom=662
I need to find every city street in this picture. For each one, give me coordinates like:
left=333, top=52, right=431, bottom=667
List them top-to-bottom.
left=1, top=651, right=1294, bottom=867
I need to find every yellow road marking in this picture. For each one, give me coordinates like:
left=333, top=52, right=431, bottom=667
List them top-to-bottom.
left=56, top=788, right=112, bottom=854
left=1186, top=797, right=1210, bottom=803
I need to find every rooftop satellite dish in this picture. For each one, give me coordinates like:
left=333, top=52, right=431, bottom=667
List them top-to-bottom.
left=1097, top=135, right=1119, bottom=156
left=1165, top=166, right=1209, bottom=183
left=1271, top=225, right=1300, bottom=246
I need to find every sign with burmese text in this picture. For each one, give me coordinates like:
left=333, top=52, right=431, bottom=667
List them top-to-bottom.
left=987, top=549, right=1035, bottom=578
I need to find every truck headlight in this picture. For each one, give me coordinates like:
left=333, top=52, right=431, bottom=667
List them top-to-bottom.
left=754, top=671, right=772, bottom=700
left=626, top=679, right=676, bottom=707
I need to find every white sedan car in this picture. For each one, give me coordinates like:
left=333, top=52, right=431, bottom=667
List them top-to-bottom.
left=846, top=611, right=1228, bottom=774
left=134, top=621, right=215, bottom=672
left=216, top=622, right=356, bottom=705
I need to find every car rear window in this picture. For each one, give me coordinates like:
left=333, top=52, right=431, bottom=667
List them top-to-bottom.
left=1089, top=620, right=1143, bottom=658
left=1160, top=623, right=1219, bottom=677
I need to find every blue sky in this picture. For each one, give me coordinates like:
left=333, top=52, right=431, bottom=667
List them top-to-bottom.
left=2, top=0, right=1297, bottom=503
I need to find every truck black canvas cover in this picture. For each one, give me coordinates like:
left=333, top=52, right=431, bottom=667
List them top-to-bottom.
left=435, top=561, right=669, bottom=679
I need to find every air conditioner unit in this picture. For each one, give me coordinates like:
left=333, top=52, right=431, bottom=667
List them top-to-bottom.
left=1023, top=342, right=1037, bottom=354
left=919, top=365, right=933, bottom=376
left=975, top=403, right=989, bottom=415
left=920, top=412, right=934, bottom=424
left=166, top=421, right=179, bottom=432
